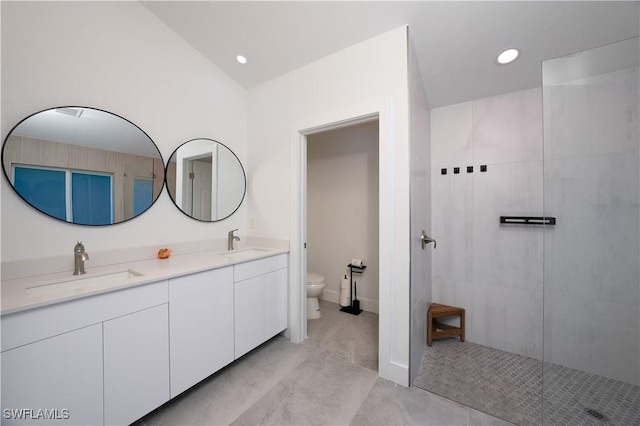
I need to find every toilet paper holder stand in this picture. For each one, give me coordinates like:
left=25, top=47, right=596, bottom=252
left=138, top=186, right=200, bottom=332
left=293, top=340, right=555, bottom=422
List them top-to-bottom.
left=340, top=263, right=366, bottom=316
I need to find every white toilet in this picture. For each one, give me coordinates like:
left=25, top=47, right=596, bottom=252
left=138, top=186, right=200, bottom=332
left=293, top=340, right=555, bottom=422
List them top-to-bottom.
left=306, top=272, right=326, bottom=319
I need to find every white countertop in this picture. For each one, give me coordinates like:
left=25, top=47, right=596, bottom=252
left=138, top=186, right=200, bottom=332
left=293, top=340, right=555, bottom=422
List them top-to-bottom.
left=1, top=247, right=288, bottom=315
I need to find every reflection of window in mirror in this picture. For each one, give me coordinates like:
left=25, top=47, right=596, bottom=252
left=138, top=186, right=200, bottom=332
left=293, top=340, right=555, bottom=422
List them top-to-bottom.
left=2, top=107, right=165, bottom=225
left=123, top=158, right=156, bottom=219
left=13, top=165, right=114, bottom=225
left=13, top=166, right=66, bottom=221
left=133, top=178, right=153, bottom=216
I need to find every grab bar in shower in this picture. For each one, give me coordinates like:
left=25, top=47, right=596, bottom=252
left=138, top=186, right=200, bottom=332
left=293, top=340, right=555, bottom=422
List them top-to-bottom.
left=500, top=216, right=556, bottom=226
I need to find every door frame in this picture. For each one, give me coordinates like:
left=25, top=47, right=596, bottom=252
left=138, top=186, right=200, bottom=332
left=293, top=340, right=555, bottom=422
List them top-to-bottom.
left=289, top=99, right=409, bottom=385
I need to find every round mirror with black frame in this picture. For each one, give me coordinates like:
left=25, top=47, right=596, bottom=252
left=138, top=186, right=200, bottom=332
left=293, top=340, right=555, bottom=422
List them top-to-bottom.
left=1, top=106, right=165, bottom=226
left=165, top=138, right=246, bottom=222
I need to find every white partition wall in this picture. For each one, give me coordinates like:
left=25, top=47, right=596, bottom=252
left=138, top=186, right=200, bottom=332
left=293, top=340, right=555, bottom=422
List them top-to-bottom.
left=248, top=26, right=411, bottom=385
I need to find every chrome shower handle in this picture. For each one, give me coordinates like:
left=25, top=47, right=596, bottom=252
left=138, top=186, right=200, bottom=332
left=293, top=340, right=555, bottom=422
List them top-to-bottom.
left=421, top=230, right=436, bottom=249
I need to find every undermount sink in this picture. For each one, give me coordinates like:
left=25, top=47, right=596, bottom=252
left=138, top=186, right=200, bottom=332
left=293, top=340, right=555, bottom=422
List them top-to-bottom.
left=225, top=248, right=269, bottom=261
left=27, top=269, right=143, bottom=297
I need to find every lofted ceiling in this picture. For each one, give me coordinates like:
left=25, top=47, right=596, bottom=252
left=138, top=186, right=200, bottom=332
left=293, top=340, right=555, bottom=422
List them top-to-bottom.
left=142, top=1, right=640, bottom=108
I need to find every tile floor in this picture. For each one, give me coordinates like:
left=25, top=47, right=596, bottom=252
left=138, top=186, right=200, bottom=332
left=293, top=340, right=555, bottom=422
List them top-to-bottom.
left=136, top=300, right=513, bottom=425
left=414, top=339, right=640, bottom=426
left=414, top=339, right=542, bottom=426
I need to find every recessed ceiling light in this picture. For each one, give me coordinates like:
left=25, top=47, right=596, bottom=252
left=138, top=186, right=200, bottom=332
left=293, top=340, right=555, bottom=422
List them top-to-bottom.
left=497, top=48, right=519, bottom=65
left=236, top=55, right=247, bottom=65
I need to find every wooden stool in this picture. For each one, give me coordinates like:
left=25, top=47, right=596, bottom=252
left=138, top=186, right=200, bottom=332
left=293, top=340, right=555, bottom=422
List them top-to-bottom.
left=427, top=303, right=465, bottom=346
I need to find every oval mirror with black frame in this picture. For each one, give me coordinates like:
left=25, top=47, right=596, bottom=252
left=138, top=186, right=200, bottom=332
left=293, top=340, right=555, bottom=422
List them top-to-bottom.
left=1, top=106, right=164, bottom=226
left=166, top=138, right=246, bottom=222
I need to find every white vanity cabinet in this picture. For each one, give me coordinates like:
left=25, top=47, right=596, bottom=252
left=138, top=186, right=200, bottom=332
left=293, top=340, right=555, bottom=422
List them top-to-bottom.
left=1, top=250, right=289, bottom=425
left=233, top=254, right=288, bottom=358
left=169, top=266, right=234, bottom=397
left=264, top=267, right=288, bottom=338
left=234, top=274, right=265, bottom=358
left=0, top=280, right=169, bottom=426
left=103, top=304, right=170, bottom=426
left=0, top=324, right=104, bottom=425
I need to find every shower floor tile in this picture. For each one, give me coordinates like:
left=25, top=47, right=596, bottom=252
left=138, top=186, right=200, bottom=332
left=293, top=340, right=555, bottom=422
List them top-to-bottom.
left=413, top=339, right=640, bottom=426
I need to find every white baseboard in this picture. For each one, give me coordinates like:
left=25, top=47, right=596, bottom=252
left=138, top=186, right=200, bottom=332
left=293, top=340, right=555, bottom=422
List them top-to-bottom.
left=321, top=289, right=379, bottom=314
left=380, top=360, right=409, bottom=387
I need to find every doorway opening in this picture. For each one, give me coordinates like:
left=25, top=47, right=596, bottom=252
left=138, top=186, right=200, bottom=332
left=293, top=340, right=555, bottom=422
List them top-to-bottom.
left=290, top=100, right=409, bottom=386
left=305, top=120, right=380, bottom=370
left=183, top=154, right=213, bottom=221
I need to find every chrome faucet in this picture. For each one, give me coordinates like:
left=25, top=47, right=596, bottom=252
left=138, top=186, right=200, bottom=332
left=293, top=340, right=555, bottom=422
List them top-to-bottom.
left=227, top=229, right=240, bottom=251
left=73, top=241, right=89, bottom=275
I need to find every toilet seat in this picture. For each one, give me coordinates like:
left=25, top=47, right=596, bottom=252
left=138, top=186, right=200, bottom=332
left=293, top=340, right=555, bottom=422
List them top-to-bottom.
left=307, top=272, right=324, bottom=284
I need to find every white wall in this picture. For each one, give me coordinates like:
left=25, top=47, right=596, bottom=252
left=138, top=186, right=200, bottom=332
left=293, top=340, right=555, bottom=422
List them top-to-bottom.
left=1, top=2, right=247, bottom=264
left=3, top=5, right=414, bottom=386
left=247, top=26, right=411, bottom=385
left=408, top=34, right=431, bottom=384
left=543, top=49, right=639, bottom=384
left=431, top=88, right=544, bottom=359
left=307, top=121, right=379, bottom=313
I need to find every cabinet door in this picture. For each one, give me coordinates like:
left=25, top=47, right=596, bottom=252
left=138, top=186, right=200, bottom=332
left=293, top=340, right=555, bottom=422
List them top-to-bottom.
left=169, top=267, right=234, bottom=397
left=264, top=268, right=288, bottom=339
left=234, top=275, right=265, bottom=358
left=103, top=304, right=170, bottom=426
left=1, top=324, right=103, bottom=425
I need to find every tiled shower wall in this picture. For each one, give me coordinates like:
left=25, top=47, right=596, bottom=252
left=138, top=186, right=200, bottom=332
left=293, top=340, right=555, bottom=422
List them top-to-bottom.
left=432, top=64, right=639, bottom=385
left=430, top=88, right=544, bottom=360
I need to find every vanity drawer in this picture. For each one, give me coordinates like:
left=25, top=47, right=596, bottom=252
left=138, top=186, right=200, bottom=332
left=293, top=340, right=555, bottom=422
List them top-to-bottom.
left=233, top=254, right=287, bottom=282
left=1, top=280, right=168, bottom=352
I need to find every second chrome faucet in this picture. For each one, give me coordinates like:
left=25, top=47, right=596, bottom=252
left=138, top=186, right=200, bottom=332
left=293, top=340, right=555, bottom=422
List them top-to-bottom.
left=227, top=229, right=240, bottom=251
